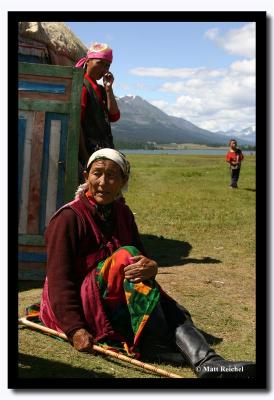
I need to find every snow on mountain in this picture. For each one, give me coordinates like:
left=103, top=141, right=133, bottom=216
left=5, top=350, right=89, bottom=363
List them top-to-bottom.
left=215, top=127, right=256, bottom=145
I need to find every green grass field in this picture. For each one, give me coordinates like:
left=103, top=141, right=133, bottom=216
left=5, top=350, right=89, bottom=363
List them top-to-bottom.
left=18, top=154, right=256, bottom=380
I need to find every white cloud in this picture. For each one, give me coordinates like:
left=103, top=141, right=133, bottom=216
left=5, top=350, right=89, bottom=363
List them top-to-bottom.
left=204, top=22, right=255, bottom=58
left=128, top=23, right=256, bottom=132
left=204, top=27, right=219, bottom=41
left=229, top=58, right=255, bottom=74
left=152, top=62, right=255, bottom=131
left=130, top=66, right=226, bottom=80
left=130, top=67, right=202, bottom=78
left=185, top=79, right=204, bottom=88
left=160, top=81, right=186, bottom=92
left=118, top=82, right=130, bottom=91
left=136, top=82, right=146, bottom=89
left=150, top=99, right=169, bottom=109
left=198, top=107, right=255, bottom=132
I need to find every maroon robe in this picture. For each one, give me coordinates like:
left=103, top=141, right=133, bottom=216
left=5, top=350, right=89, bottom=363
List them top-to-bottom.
left=40, top=193, right=146, bottom=340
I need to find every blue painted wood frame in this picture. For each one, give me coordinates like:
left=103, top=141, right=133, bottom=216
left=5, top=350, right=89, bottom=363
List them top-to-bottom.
left=18, top=54, right=49, bottom=64
left=19, top=81, right=66, bottom=94
left=39, top=112, right=68, bottom=234
left=18, top=252, right=47, bottom=263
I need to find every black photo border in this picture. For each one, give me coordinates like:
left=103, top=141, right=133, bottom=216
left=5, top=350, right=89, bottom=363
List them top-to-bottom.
left=9, top=10, right=267, bottom=391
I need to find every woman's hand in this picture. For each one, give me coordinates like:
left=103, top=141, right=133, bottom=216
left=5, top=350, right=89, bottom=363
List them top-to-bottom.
left=124, top=256, right=158, bottom=283
left=70, top=328, right=96, bottom=353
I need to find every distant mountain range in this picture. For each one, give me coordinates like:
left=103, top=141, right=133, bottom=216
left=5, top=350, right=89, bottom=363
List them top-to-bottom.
left=112, top=95, right=255, bottom=147
left=215, top=126, right=256, bottom=145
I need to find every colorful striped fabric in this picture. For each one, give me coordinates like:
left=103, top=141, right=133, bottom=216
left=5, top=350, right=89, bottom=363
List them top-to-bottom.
left=96, top=246, right=160, bottom=354
left=24, top=303, right=64, bottom=342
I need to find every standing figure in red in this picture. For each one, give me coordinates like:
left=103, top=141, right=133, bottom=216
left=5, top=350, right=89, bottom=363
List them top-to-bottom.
left=75, top=42, right=120, bottom=169
left=226, top=139, right=244, bottom=189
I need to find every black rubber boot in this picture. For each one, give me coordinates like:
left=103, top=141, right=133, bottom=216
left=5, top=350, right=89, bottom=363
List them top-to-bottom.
left=139, top=301, right=187, bottom=366
left=175, top=323, right=256, bottom=378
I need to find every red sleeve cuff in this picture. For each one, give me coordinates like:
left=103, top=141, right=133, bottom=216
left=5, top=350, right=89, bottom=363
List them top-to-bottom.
left=109, top=110, right=120, bottom=122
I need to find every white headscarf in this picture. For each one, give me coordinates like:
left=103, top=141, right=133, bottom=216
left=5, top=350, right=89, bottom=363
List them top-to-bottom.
left=86, top=148, right=130, bottom=178
left=75, top=149, right=130, bottom=198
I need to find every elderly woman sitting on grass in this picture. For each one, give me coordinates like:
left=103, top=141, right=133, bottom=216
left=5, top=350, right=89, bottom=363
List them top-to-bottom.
left=40, top=148, right=256, bottom=379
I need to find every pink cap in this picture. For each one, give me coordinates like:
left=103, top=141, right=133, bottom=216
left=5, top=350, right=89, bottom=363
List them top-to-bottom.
left=75, top=42, right=113, bottom=68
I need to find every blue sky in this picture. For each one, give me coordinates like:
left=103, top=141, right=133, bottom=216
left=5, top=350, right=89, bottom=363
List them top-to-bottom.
left=66, top=21, right=255, bottom=133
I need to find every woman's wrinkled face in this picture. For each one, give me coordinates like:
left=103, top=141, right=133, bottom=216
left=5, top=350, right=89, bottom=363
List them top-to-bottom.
left=84, top=159, right=127, bottom=205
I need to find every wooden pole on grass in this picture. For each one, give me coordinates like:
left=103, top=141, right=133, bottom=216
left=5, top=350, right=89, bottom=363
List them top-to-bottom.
left=18, top=317, right=182, bottom=379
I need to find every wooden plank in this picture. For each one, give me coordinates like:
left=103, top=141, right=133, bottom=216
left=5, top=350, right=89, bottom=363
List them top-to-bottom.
left=19, top=62, right=74, bottom=78
left=64, top=67, right=83, bottom=202
left=19, top=74, right=72, bottom=85
left=18, top=75, right=72, bottom=102
left=19, top=81, right=66, bottom=94
left=19, top=91, right=69, bottom=102
left=19, top=98, right=69, bottom=114
left=18, top=111, right=33, bottom=234
left=27, top=111, right=45, bottom=234
left=39, top=113, right=51, bottom=234
left=39, top=113, right=69, bottom=231
left=56, top=115, right=68, bottom=209
left=18, top=117, right=26, bottom=208
left=45, top=119, right=61, bottom=226
left=18, top=234, right=44, bottom=246
left=19, top=245, right=45, bottom=253
left=18, top=252, right=47, bottom=263
left=19, top=262, right=46, bottom=271
left=18, top=268, right=46, bottom=281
